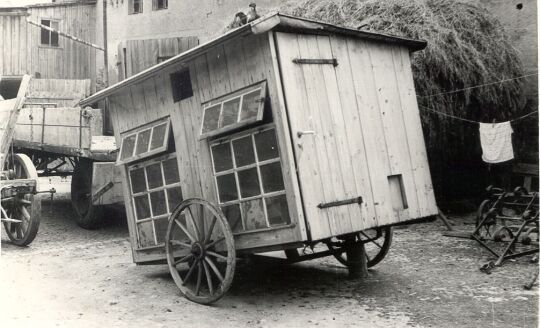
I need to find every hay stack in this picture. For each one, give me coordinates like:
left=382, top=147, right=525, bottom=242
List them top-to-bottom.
left=281, top=0, right=526, bottom=200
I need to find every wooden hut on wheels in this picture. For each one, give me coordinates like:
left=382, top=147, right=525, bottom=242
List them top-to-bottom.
left=81, top=13, right=438, bottom=302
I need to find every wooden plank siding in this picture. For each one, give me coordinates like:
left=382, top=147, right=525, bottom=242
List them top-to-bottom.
left=0, top=3, right=97, bottom=91
left=275, top=32, right=437, bottom=241
left=108, top=33, right=305, bottom=263
left=118, top=36, right=199, bottom=80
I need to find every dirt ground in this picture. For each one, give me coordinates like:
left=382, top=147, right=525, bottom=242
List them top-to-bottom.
left=1, top=192, right=538, bottom=327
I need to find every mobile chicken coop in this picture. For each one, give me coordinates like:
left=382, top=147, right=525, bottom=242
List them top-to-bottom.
left=81, top=13, right=438, bottom=304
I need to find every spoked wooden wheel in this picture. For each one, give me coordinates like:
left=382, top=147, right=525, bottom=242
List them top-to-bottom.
left=2, top=153, right=41, bottom=246
left=71, top=159, right=104, bottom=229
left=165, top=198, right=236, bottom=304
left=476, top=199, right=497, bottom=239
left=327, top=226, right=393, bottom=268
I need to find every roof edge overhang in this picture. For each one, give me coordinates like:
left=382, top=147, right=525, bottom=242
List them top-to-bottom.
left=80, top=13, right=426, bottom=107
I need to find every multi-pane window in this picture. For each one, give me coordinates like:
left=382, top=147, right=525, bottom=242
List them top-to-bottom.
left=129, top=0, right=143, bottom=14
left=152, top=0, right=168, bottom=10
left=40, top=19, right=59, bottom=47
left=201, top=81, right=266, bottom=139
left=118, top=117, right=171, bottom=165
left=210, top=127, right=290, bottom=233
left=129, top=154, right=182, bottom=248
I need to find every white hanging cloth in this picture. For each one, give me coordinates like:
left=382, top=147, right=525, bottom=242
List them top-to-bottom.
left=479, top=121, right=514, bottom=163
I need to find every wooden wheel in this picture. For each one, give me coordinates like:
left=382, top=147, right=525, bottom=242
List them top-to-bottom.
left=2, top=153, right=41, bottom=246
left=71, top=159, right=104, bottom=229
left=165, top=198, right=236, bottom=304
left=476, top=199, right=497, bottom=238
left=327, top=226, right=393, bottom=268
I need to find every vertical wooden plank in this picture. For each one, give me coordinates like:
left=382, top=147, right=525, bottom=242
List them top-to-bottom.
left=5, top=16, right=12, bottom=75
left=12, top=16, right=19, bottom=74
left=18, top=16, right=26, bottom=74
left=0, top=17, right=4, bottom=75
left=328, top=35, right=377, bottom=230
left=223, top=38, right=249, bottom=91
left=347, top=38, right=394, bottom=226
left=369, top=43, right=420, bottom=220
left=206, top=45, right=231, bottom=97
left=393, top=46, right=438, bottom=216
left=193, top=55, right=213, bottom=103
left=141, top=77, right=160, bottom=122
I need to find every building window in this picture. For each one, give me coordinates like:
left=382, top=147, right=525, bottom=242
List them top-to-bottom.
left=129, top=0, right=143, bottom=14
left=152, top=0, right=168, bottom=10
left=40, top=19, right=59, bottom=47
left=170, top=69, right=193, bottom=102
left=201, top=81, right=267, bottom=139
left=118, top=117, right=171, bottom=165
left=210, top=127, right=290, bottom=233
left=129, top=153, right=182, bottom=248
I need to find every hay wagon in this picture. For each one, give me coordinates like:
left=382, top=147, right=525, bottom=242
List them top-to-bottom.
left=81, top=14, right=438, bottom=304
left=0, top=75, right=42, bottom=246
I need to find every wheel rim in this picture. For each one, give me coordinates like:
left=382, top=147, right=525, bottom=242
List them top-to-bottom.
left=2, top=154, right=39, bottom=245
left=165, top=198, right=235, bottom=304
left=476, top=199, right=497, bottom=238
left=327, top=226, right=393, bottom=268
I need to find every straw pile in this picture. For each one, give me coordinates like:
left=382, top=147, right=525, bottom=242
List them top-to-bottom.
left=281, top=0, right=526, bottom=199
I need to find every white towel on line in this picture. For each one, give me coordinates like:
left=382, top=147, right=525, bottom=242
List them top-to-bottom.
left=479, top=121, right=514, bottom=163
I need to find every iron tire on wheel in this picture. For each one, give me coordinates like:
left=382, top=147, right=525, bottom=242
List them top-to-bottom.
left=2, top=153, right=41, bottom=246
left=71, top=159, right=104, bottom=229
left=165, top=198, right=236, bottom=304
left=327, top=226, right=393, bottom=268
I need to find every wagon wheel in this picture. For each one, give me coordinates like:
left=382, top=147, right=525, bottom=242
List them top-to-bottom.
left=2, top=153, right=41, bottom=246
left=71, top=158, right=104, bottom=229
left=165, top=198, right=236, bottom=304
left=476, top=199, right=497, bottom=238
left=326, top=226, right=393, bottom=268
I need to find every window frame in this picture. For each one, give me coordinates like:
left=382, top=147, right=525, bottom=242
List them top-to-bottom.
left=128, top=0, right=143, bottom=14
left=152, top=0, right=168, bottom=10
left=40, top=19, right=60, bottom=48
left=200, top=81, right=267, bottom=140
left=117, top=116, right=171, bottom=165
left=209, top=125, right=290, bottom=234
left=128, top=152, right=182, bottom=249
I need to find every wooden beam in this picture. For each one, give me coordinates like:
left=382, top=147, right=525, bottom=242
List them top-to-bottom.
left=26, top=18, right=105, bottom=51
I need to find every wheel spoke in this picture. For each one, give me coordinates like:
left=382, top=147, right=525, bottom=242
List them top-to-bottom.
left=18, top=199, right=32, bottom=205
left=199, top=204, right=206, bottom=242
left=20, top=205, right=31, bottom=221
left=186, top=206, right=202, bottom=242
left=204, top=216, right=217, bottom=245
left=175, top=219, right=197, bottom=243
left=16, top=225, right=22, bottom=239
left=360, top=231, right=382, bottom=249
left=205, top=236, right=225, bottom=250
left=170, top=239, right=192, bottom=249
left=206, top=250, right=227, bottom=260
left=174, top=253, right=194, bottom=266
left=204, top=257, right=224, bottom=282
left=182, top=259, right=199, bottom=286
left=202, top=260, right=214, bottom=295
left=195, top=262, right=202, bottom=296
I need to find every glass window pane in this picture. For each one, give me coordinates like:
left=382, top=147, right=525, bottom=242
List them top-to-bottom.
left=50, top=21, right=59, bottom=46
left=240, top=89, right=261, bottom=121
left=220, top=97, right=240, bottom=127
left=202, top=104, right=221, bottom=133
left=150, top=123, right=167, bottom=150
left=135, top=129, right=151, bottom=155
left=255, top=129, right=279, bottom=161
left=120, top=134, right=136, bottom=160
left=232, top=136, right=255, bottom=167
left=211, top=142, right=233, bottom=173
left=163, top=158, right=180, bottom=184
left=260, top=162, right=285, bottom=193
left=146, top=163, right=163, bottom=189
left=130, top=168, right=147, bottom=193
left=238, top=168, right=260, bottom=198
left=216, top=174, right=238, bottom=202
left=167, top=186, right=183, bottom=211
left=150, top=190, right=167, bottom=216
left=266, top=194, right=290, bottom=226
left=134, top=195, right=151, bottom=220
left=242, top=199, right=266, bottom=230
left=222, top=204, right=243, bottom=233
left=154, top=218, right=169, bottom=245
left=137, top=221, right=155, bottom=247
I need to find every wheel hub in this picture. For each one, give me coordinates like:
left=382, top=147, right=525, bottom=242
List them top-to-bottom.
left=191, top=242, right=205, bottom=259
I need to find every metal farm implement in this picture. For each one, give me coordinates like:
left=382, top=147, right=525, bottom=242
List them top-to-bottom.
left=473, top=186, right=539, bottom=274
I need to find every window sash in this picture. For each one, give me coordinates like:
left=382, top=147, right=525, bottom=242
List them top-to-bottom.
left=129, top=0, right=143, bottom=14
left=153, top=0, right=168, bottom=10
left=40, top=19, right=59, bottom=47
left=200, top=81, right=266, bottom=139
left=117, top=117, right=171, bottom=165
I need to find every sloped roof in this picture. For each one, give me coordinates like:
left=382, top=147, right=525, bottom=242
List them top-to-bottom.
left=81, top=12, right=427, bottom=106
